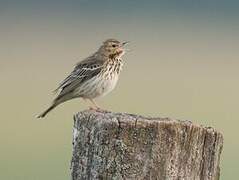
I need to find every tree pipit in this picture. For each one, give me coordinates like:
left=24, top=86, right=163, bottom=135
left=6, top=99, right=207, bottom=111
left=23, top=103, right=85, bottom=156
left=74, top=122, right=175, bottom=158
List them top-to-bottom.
left=37, top=39, right=128, bottom=118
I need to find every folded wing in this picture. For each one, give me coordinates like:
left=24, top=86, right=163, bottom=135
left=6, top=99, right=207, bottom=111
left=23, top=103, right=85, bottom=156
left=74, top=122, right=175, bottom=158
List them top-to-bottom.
left=55, top=56, right=104, bottom=98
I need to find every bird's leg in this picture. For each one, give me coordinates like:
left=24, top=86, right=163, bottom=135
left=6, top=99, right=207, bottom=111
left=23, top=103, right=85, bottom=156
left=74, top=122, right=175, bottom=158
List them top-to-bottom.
left=82, top=97, right=88, bottom=104
left=82, top=97, right=96, bottom=110
left=82, top=98, right=94, bottom=110
left=88, top=98, right=101, bottom=111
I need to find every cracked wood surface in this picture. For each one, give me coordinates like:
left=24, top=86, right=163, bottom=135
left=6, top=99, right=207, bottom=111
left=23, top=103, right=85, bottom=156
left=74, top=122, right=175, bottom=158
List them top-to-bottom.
left=71, top=110, right=223, bottom=180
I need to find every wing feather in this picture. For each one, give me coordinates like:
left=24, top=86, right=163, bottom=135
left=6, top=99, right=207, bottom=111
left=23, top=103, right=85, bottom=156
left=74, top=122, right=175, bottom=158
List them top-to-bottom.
left=54, top=56, right=104, bottom=97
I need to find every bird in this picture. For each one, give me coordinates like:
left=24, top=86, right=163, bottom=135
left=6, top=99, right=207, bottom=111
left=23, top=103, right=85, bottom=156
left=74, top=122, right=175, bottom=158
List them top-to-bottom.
left=37, top=39, right=128, bottom=118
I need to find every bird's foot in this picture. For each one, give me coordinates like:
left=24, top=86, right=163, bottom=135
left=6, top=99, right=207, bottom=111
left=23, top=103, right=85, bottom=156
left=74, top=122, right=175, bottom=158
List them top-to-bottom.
left=89, top=106, right=107, bottom=113
left=89, top=106, right=100, bottom=111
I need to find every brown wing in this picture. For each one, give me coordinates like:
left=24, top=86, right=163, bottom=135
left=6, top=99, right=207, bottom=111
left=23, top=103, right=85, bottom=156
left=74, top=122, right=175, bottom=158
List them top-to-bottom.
left=55, top=55, right=104, bottom=97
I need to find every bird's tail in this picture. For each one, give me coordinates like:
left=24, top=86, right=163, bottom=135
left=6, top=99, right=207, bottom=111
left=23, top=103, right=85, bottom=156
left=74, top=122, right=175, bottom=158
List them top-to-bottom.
left=37, top=92, right=74, bottom=118
left=37, top=104, right=57, bottom=118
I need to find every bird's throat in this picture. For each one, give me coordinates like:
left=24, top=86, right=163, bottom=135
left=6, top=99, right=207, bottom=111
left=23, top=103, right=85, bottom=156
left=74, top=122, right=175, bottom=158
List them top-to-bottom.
left=109, top=50, right=124, bottom=59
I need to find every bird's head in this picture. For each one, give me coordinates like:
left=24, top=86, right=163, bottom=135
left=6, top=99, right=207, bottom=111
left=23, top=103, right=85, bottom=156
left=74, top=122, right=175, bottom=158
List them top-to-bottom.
left=99, top=39, right=129, bottom=59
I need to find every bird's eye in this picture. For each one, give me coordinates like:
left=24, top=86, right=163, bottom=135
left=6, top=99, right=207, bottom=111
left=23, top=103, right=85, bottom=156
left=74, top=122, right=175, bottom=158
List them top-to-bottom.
left=112, top=44, right=117, bottom=47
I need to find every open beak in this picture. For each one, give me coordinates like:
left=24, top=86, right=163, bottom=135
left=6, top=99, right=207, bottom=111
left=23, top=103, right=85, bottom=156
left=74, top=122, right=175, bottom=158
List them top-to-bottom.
left=122, top=41, right=129, bottom=46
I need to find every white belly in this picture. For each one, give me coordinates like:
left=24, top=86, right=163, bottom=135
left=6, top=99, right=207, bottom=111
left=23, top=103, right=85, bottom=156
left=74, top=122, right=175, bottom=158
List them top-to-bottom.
left=74, top=58, right=123, bottom=99
left=74, top=73, right=119, bottom=99
left=98, top=74, right=119, bottom=97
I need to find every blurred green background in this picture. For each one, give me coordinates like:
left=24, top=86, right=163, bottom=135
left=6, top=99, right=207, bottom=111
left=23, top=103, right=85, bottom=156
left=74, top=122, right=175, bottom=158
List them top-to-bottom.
left=1, top=0, right=238, bottom=179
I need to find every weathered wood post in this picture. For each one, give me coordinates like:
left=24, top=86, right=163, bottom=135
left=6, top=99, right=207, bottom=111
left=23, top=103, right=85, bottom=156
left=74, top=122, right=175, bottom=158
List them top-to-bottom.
left=71, top=110, right=223, bottom=180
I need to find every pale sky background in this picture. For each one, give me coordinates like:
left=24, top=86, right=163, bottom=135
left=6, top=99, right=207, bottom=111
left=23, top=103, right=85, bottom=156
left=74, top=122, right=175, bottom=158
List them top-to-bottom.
left=1, top=0, right=239, bottom=179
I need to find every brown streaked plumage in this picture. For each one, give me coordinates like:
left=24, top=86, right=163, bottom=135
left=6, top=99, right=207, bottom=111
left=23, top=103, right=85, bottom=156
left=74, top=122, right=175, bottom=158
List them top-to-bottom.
left=37, top=39, right=128, bottom=118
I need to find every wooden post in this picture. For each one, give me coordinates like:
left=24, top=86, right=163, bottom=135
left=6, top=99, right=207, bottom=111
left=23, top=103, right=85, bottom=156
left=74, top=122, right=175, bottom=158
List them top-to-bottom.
left=71, top=110, right=223, bottom=180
